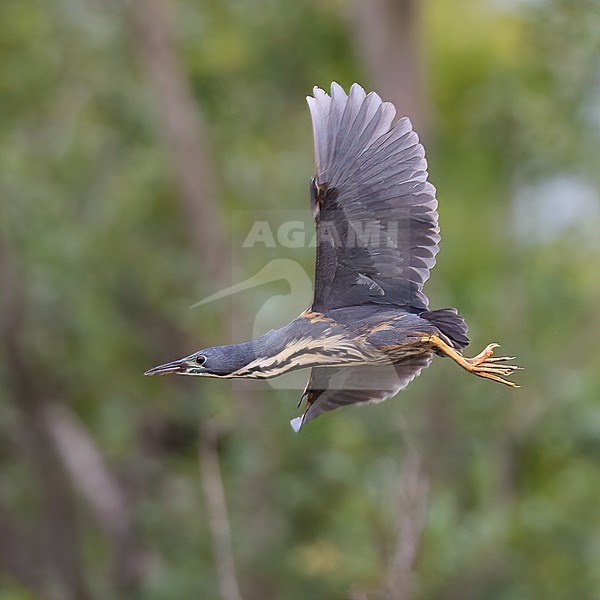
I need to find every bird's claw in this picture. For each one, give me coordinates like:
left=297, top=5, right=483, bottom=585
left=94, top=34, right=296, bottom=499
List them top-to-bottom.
left=469, top=342, right=499, bottom=364
left=465, top=343, right=522, bottom=387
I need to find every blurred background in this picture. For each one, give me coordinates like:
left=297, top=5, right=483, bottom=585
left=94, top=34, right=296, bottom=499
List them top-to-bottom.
left=1, top=0, right=599, bottom=598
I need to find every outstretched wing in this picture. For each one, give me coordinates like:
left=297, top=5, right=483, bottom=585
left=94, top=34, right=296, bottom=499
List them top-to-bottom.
left=307, top=83, right=440, bottom=311
left=291, top=355, right=432, bottom=431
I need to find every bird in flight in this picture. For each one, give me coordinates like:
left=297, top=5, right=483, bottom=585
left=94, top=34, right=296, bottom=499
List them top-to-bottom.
left=146, top=83, right=521, bottom=430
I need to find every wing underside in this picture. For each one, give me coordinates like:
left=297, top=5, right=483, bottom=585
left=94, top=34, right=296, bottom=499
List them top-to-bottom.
left=291, top=355, right=433, bottom=431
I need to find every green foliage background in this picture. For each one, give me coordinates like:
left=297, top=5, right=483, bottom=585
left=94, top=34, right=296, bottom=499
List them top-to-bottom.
left=1, top=0, right=599, bottom=598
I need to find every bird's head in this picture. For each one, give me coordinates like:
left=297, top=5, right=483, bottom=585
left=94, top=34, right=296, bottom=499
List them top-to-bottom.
left=144, top=343, right=259, bottom=378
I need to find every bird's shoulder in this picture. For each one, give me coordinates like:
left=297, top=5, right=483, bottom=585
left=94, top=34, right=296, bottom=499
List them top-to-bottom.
left=300, top=306, right=429, bottom=336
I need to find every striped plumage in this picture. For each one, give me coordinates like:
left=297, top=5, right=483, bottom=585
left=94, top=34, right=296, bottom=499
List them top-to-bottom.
left=146, top=83, right=521, bottom=429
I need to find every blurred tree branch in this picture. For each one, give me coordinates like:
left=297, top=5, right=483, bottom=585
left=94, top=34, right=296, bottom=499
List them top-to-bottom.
left=131, top=0, right=226, bottom=280
left=354, top=0, right=428, bottom=132
left=130, top=1, right=248, bottom=597
left=40, top=403, right=151, bottom=591
left=200, top=421, right=243, bottom=600
left=384, top=451, right=429, bottom=600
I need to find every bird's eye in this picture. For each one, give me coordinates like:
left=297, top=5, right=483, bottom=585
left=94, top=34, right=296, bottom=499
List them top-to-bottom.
left=196, top=355, right=206, bottom=366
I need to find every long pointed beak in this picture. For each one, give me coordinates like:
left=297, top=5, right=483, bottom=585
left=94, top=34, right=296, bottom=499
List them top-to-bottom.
left=144, top=358, right=188, bottom=376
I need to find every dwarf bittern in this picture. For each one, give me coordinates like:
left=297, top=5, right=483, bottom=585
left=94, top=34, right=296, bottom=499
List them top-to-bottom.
left=146, top=83, right=521, bottom=430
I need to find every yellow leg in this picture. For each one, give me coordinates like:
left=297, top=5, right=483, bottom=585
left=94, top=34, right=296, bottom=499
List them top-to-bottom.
left=421, top=335, right=522, bottom=388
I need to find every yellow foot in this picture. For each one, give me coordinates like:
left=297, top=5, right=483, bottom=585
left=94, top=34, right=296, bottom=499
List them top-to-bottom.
left=421, top=336, right=522, bottom=388
left=464, top=343, right=522, bottom=387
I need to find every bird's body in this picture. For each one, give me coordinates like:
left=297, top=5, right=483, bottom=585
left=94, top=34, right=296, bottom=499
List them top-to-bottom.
left=146, top=83, right=521, bottom=429
left=175, top=308, right=438, bottom=379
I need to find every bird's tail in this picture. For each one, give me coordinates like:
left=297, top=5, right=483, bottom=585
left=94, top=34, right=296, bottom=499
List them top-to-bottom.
left=421, top=308, right=469, bottom=350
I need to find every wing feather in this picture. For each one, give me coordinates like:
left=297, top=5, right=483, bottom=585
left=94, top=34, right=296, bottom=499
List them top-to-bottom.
left=307, top=83, right=440, bottom=311
left=291, top=356, right=432, bottom=431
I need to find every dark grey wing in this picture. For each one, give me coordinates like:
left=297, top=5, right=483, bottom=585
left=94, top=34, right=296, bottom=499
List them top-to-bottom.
left=307, top=83, right=440, bottom=312
left=290, top=355, right=432, bottom=431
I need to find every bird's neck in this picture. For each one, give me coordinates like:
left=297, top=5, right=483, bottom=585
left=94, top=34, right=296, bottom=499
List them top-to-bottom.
left=222, top=317, right=362, bottom=378
left=220, top=321, right=306, bottom=378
